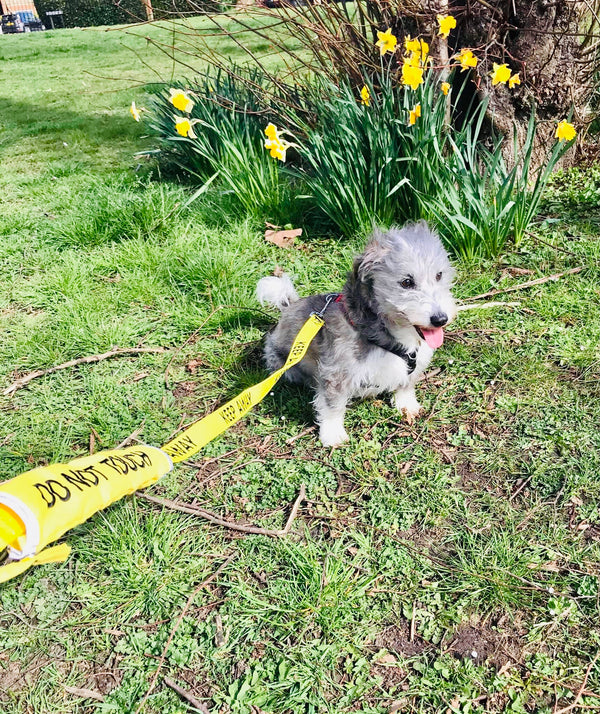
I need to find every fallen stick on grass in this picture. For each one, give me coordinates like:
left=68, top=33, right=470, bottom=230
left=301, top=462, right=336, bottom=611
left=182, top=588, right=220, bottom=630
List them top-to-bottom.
left=467, top=267, right=583, bottom=301
left=457, top=300, right=521, bottom=312
left=3, top=347, right=168, bottom=396
left=116, top=420, right=147, bottom=450
left=136, top=484, right=306, bottom=538
left=134, top=552, right=236, bottom=714
left=553, top=650, right=600, bottom=714
left=163, top=677, right=209, bottom=713
left=64, top=686, right=105, bottom=702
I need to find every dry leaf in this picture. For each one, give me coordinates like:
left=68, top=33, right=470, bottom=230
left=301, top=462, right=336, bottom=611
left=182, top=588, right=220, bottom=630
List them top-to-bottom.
left=265, top=227, right=302, bottom=248
left=506, top=266, right=534, bottom=276
left=186, top=359, right=205, bottom=373
left=132, top=372, right=150, bottom=382
left=527, top=561, right=560, bottom=572
left=214, top=613, right=226, bottom=647
left=375, top=653, right=397, bottom=665
left=64, top=687, right=105, bottom=702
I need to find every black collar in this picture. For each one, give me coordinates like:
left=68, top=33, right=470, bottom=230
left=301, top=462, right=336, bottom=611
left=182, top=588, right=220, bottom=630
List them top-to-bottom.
left=331, top=294, right=417, bottom=374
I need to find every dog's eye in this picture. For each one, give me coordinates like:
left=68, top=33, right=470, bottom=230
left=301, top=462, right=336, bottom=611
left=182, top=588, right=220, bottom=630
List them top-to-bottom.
left=436, top=272, right=443, bottom=281
left=399, top=277, right=415, bottom=289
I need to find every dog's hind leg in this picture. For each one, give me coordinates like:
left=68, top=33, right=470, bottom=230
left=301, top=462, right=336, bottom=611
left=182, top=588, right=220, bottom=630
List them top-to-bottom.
left=265, top=334, right=312, bottom=385
left=314, top=377, right=350, bottom=447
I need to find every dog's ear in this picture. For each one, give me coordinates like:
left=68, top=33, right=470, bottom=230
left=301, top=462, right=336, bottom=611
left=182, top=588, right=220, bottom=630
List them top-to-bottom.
left=356, top=227, right=393, bottom=281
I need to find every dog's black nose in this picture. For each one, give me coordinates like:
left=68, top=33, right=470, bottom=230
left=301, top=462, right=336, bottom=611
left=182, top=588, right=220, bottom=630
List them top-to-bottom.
left=430, top=312, right=448, bottom=327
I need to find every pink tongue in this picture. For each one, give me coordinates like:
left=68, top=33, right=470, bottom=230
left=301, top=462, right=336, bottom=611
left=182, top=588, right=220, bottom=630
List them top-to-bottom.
left=421, top=327, right=444, bottom=349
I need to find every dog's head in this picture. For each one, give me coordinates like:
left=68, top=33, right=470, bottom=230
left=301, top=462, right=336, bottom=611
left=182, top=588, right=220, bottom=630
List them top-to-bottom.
left=354, top=222, right=456, bottom=349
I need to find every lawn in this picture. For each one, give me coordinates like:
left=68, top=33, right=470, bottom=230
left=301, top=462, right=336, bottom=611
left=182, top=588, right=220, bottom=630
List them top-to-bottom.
left=1, top=18, right=600, bottom=714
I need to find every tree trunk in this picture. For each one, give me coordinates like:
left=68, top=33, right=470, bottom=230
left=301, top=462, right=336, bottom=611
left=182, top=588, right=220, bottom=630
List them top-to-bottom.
left=367, top=0, right=593, bottom=168
left=453, top=0, right=591, bottom=168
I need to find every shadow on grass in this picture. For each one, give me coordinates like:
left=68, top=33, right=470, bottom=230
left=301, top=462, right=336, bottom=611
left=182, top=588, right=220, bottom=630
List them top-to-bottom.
left=0, top=97, right=145, bottom=164
left=214, top=320, right=316, bottom=431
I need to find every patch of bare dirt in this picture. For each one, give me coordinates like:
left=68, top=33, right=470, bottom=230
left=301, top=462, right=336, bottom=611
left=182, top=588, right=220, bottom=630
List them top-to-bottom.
left=173, top=380, right=198, bottom=399
left=395, top=526, right=446, bottom=551
left=446, top=619, right=525, bottom=668
left=373, top=620, right=429, bottom=658
left=0, top=653, right=33, bottom=698
left=90, top=658, right=123, bottom=696
left=370, top=661, right=408, bottom=693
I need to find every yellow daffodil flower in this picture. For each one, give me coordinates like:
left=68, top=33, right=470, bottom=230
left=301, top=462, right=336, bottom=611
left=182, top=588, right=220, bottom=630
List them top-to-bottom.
left=437, top=14, right=457, bottom=38
left=376, top=28, right=398, bottom=56
left=405, top=36, right=428, bottom=64
left=405, top=36, right=420, bottom=55
left=457, top=49, right=478, bottom=71
left=405, top=51, right=421, bottom=68
left=401, top=61, right=424, bottom=90
left=491, top=63, right=512, bottom=86
left=508, top=73, right=521, bottom=89
left=441, top=81, right=451, bottom=96
left=360, top=85, right=371, bottom=106
left=169, top=88, right=195, bottom=113
left=130, top=101, right=141, bottom=122
left=408, top=103, right=421, bottom=126
left=174, top=116, right=198, bottom=138
left=555, top=121, right=576, bottom=142
left=264, top=123, right=290, bottom=162
left=265, top=123, right=279, bottom=141
left=265, top=138, right=289, bottom=162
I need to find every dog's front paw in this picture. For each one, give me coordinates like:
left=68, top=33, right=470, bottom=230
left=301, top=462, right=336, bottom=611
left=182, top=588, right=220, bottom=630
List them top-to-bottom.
left=393, top=391, right=422, bottom=423
left=319, top=420, right=349, bottom=447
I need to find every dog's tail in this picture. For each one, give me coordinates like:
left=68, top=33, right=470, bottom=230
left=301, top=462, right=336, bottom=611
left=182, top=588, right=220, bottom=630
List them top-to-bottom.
left=256, top=273, right=299, bottom=311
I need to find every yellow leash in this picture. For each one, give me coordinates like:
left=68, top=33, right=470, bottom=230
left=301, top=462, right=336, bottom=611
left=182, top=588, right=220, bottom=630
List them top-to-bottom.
left=162, top=312, right=323, bottom=462
left=0, top=313, right=324, bottom=583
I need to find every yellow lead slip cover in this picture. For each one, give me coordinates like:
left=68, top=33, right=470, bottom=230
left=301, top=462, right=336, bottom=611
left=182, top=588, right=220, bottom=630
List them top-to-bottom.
left=0, top=312, right=325, bottom=583
left=0, top=445, right=173, bottom=581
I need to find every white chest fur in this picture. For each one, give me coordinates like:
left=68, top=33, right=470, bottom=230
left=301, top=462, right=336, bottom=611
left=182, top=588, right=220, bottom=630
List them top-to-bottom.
left=351, top=342, right=433, bottom=398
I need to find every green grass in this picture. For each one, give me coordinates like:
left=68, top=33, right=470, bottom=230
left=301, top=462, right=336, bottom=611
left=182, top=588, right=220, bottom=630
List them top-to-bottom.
left=1, top=18, right=600, bottom=714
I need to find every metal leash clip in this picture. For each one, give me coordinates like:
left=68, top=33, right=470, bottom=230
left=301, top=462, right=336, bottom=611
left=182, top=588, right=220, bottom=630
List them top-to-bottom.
left=312, top=293, right=340, bottom=319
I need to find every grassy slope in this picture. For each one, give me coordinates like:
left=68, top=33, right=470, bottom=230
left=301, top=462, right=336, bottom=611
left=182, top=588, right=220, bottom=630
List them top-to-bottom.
left=1, top=20, right=600, bottom=714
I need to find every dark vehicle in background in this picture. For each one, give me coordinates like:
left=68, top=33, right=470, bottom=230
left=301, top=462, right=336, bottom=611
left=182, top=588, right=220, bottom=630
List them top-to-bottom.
left=1, top=1, right=44, bottom=33
left=19, top=9, right=43, bottom=29
left=1, top=12, right=24, bottom=32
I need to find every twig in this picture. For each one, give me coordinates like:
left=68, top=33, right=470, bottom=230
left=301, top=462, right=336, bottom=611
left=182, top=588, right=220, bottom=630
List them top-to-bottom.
left=525, top=230, right=580, bottom=258
left=467, top=268, right=583, bottom=301
left=457, top=301, right=521, bottom=311
left=3, top=347, right=168, bottom=396
left=116, top=421, right=146, bottom=449
left=285, top=427, right=315, bottom=445
left=509, top=475, right=533, bottom=502
left=135, top=485, right=306, bottom=537
left=134, top=553, right=236, bottom=714
left=554, top=651, right=600, bottom=714
left=163, top=677, right=209, bottom=713
left=64, top=686, right=105, bottom=702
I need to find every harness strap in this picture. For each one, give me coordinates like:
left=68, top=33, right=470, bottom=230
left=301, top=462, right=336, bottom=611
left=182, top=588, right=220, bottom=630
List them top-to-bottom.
left=332, top=294, right=417, bottom=374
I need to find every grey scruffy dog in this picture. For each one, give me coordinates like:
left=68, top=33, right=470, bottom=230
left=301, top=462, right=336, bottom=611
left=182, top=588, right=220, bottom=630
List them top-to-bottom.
left=256, top=222, right=456, bottom=446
